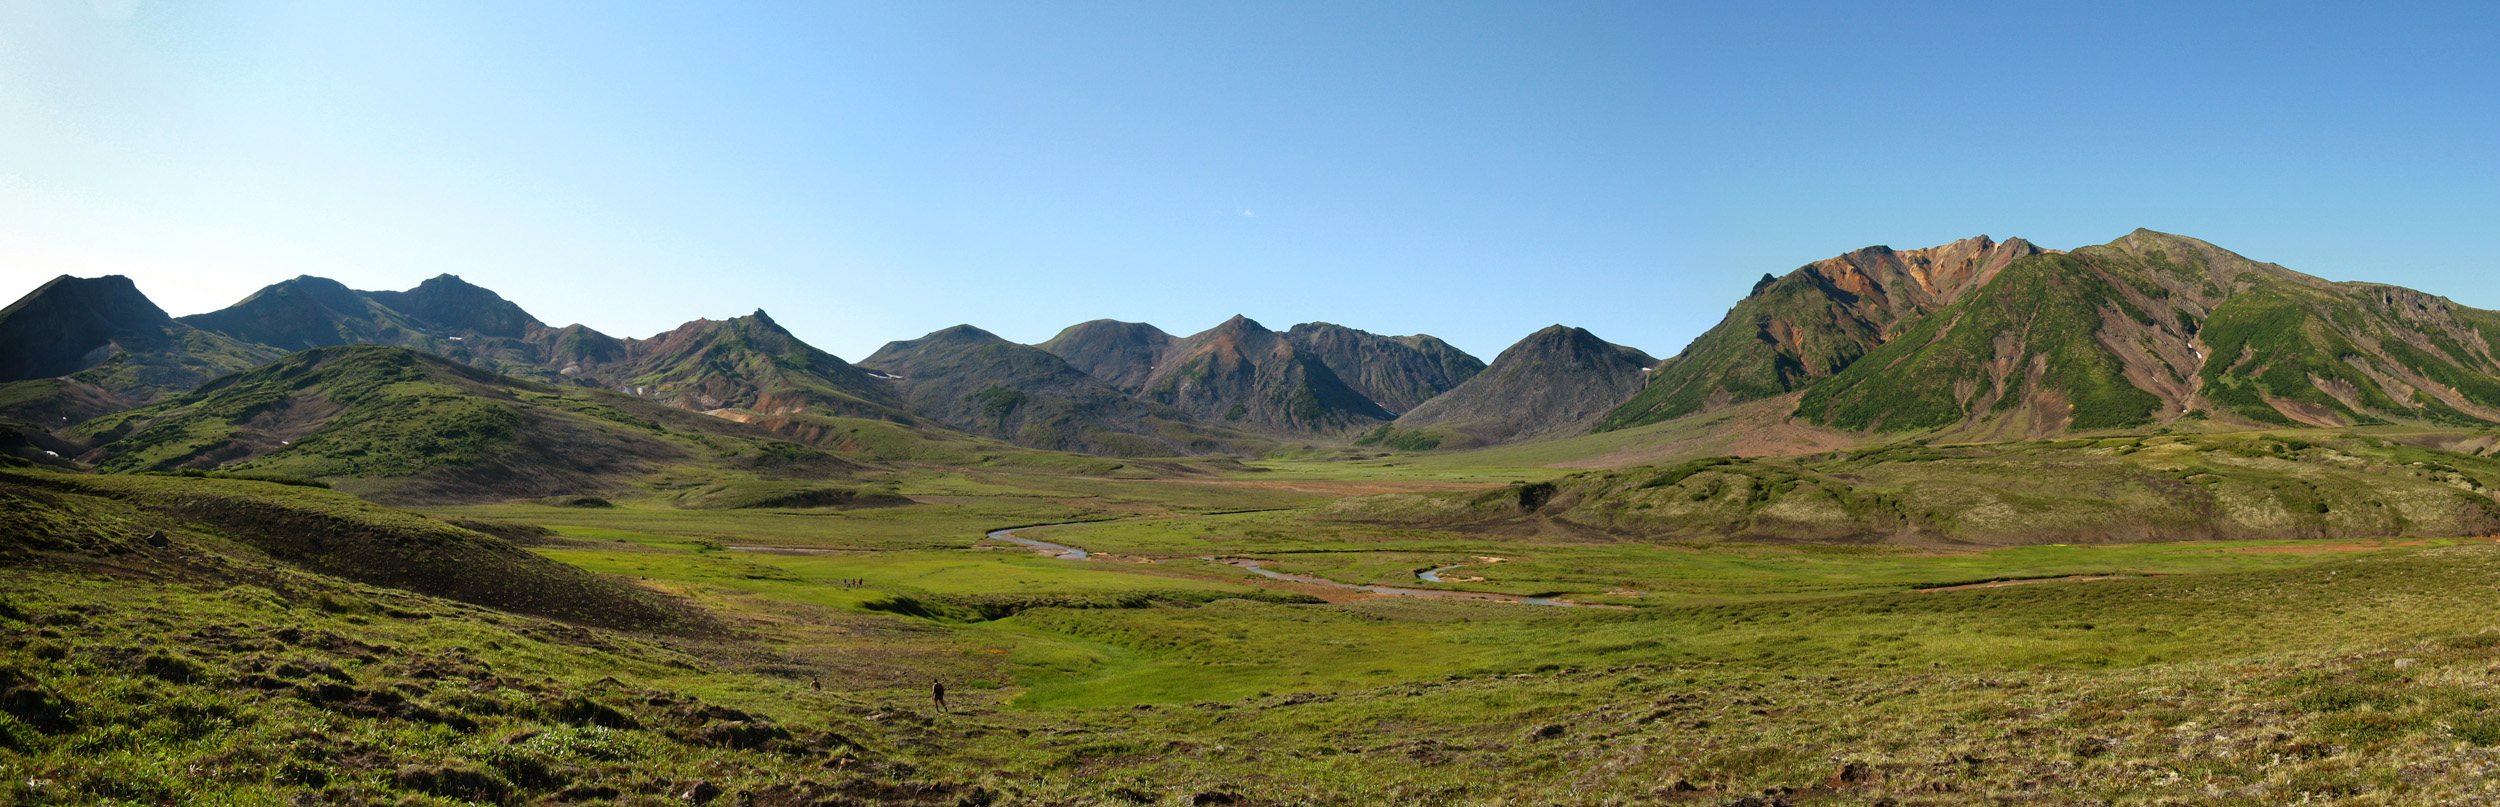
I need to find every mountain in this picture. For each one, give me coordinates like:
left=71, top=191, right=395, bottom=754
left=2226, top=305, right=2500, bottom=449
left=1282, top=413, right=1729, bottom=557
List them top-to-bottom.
left=1788, top=230, right=2500, bottom=436
left=1598, top=236, right=2045, bottom=431
left=363, top=273, right=539, bottom=339
left=178, top=274, right=577, bottom=384
left=0, top=275, right=282, bottom=402
left=175, top=275, right=910, bottom=421
left=179, top=275, right=427, bottom=353
left=599, top=310, right=905, bottom=419
left=1128, top=315, right=1394, bottom=435
left=1040, top=317, right=1481, bottom=435
left=1037, top=319, right=1178, bottom=392
left=1280, top=323, right=1484, bottom=415
left=859, top=325, right=1272, bottom=456
left=1378, top=325, right=1656, bottom=449
left=71, top=344, right=872, bottom=503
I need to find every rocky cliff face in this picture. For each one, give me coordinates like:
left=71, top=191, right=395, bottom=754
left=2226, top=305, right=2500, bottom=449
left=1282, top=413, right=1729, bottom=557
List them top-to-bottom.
left=1599, top=236, right=2046, bottom=431
left=1281, top=323, right=1483, bottom=415
left=1391, top=325, right=1656, bottom=447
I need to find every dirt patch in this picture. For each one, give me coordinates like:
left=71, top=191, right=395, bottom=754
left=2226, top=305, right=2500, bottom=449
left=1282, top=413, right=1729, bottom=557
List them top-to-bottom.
left=1559, top=394, right=1863, bottom=470
left=1160, top=478, right=1503, bottom=495
left=2220, top=536, right=2500, bottom=555
left=1918, top=575, right=2132, bottom=593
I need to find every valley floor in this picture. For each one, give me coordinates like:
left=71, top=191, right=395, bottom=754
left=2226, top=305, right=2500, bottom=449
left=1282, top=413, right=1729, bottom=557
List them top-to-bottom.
left=14, top=447, right=2500, bottom=805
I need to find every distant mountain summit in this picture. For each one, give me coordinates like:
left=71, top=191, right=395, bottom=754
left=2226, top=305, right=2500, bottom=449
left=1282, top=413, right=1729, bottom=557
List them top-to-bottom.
left=1600, top=235, right=2045, bottom=431
left=178, top=274, right=574, bottom=383
left=364, top=274, right=539, bottom=340
left=0, top=275, right=279, bottom=401
left=1, top=275, right=183, bottom=381
left=605, top=310, right=902, bottom=418
left=1127, top=315, right=1392, bottom=434
left=1041, top=316, right=1482, bottom=435
left=1038, top=320, right=1177, bottom=392
left=1281, top=323, right=1484, bottom=415
left=861, top=325, right=1269, bottom=455
left=1388, top=325, right=1655, bottom=448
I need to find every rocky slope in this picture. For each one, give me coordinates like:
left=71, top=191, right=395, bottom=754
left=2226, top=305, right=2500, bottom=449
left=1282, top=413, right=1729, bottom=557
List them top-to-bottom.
left=1792, top=230, right=2500, bottom=437
left=1599, top=236, right=2045, bottom=431
left=1126, top=316, right=1394, bottom=435
left=1041, top=317, right=1481, bottom=435
left=1037, top=319, right=1177, bottom=393
left=1281, top=322, right=1483, bottom=415
left=860, top=325, right=1272, bottom=456
left=1382, top=325, right=1655, bottom=448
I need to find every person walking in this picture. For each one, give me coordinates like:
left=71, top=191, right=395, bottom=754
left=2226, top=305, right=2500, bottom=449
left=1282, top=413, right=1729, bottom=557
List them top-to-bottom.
left=931, top=679, right=948, bottom=714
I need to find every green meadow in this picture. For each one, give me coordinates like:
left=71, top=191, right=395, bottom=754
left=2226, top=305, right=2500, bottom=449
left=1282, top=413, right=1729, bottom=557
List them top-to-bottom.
left=18, top=430, right=2500, bottom=804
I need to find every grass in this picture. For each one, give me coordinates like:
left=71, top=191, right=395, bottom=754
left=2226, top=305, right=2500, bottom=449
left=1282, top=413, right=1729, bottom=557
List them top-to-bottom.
left=28, top=425, right=2500, bottom=803
left=1319, top=430, right=2500, bottom=546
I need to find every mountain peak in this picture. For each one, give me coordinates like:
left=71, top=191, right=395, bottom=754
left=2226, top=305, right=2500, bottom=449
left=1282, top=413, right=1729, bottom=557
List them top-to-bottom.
left=0, top=274, right=185, bottom=383
left=365, top=274, right=541, bottom=339
left=1214, top=314, right=1270, bottom=334
left=1039, top=320, right=1179, bottom=392
left=931, top=324, right=1004, bottom=342
left=1395, top=324, right=1655, bottom=446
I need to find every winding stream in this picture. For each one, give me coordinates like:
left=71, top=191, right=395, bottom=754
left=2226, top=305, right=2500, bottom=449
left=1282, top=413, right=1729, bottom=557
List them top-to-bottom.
left=983, top=523, right=1619, bottom=609
left=983, top=524, right=1090, bottom=559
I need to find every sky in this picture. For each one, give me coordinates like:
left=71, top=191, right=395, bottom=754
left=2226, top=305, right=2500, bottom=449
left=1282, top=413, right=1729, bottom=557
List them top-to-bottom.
left=3, top=1, right=2496, bottom=362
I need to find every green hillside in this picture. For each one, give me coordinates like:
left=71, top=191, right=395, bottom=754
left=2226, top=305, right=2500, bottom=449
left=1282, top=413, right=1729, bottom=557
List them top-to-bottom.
left=1600, top=236, right=2043, bottom=432
left=70, top=345, right=871, bottom=503
left=1321, top=429, right=2500, bottom=545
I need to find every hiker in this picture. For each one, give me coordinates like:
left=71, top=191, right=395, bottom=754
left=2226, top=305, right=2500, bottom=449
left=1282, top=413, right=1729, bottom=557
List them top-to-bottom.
left=932, top=680, right=947, bottom=713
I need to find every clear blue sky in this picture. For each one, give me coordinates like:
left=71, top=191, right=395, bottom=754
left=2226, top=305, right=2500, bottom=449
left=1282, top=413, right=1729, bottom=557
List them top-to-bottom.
left=4, top=1, right=2495, bottom=361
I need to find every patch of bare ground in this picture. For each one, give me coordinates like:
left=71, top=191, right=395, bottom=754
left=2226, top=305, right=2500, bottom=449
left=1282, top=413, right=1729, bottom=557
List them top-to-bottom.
left=1562, top=395, right=1864, bottom=469
left=1160, top=478, right=1504, bottom=495
left=2219, top=536, right=2500, bottom=555
left=1917, top=575, right=2133, bottom=592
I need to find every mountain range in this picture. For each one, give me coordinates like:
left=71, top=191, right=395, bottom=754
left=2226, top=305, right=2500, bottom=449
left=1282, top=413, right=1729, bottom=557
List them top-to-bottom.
left=10, top=228, right=2500, bottom=493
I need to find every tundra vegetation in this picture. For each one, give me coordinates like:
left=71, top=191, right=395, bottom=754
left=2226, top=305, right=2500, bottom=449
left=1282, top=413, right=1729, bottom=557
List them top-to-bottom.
left=17, top=231, right=2500, bottom=804
left=13, top=426, right=2500, bottom=805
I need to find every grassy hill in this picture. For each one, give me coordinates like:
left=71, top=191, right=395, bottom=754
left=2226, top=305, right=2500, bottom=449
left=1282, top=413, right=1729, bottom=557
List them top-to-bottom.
left=1586, top=230, right=2500, bottom=450
left=1600, top=236, right=2045, bottom=431
left=68, top=345, right=874, bottom=504
left=1321, top=429, right=2500, bottom=545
